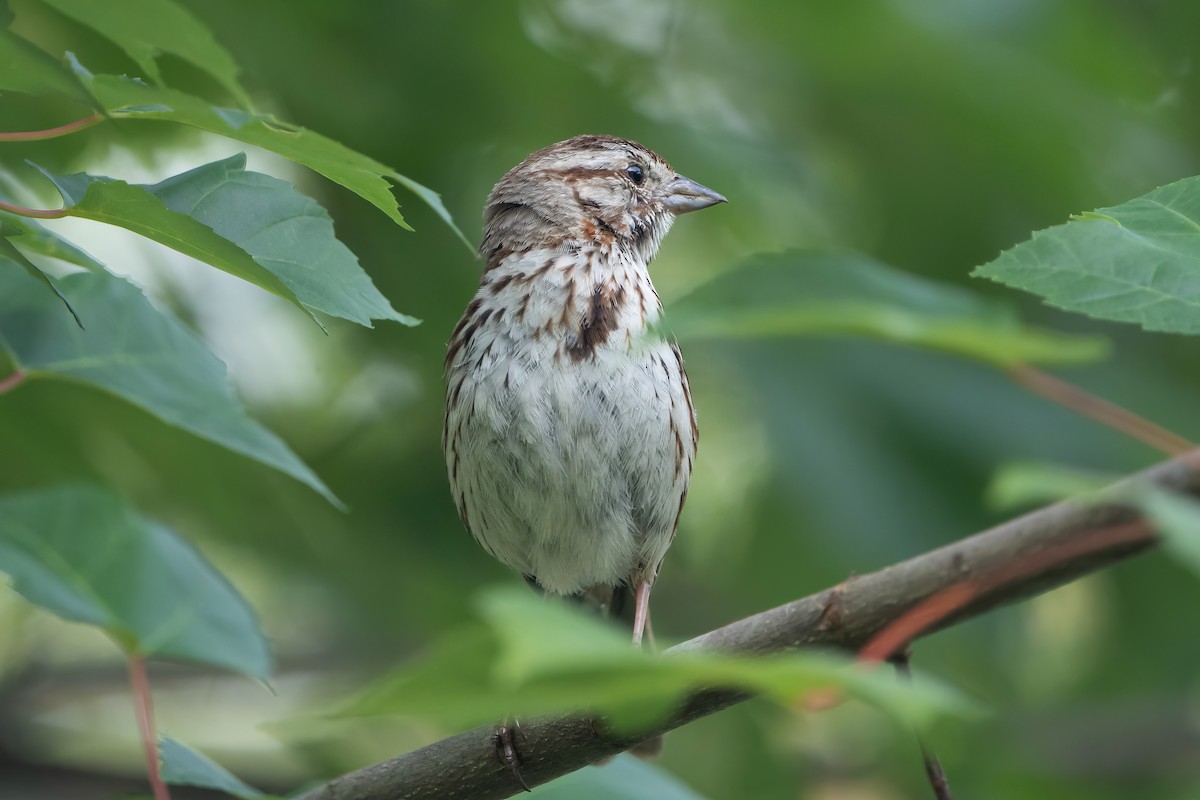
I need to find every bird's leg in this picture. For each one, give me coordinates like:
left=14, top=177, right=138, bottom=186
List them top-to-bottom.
left=632, top=579, right=652, bottom=647
left=492, top=717, right=530, bottom=793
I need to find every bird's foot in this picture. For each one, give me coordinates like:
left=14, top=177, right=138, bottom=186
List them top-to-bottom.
left=492, top=718, right=530, bottom=793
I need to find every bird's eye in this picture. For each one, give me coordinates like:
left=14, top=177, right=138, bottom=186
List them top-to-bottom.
left=626, top=164, right=645, bottom=185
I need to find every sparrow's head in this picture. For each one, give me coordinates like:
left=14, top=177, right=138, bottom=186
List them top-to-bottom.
left=481, top=134, right=725, bottom=263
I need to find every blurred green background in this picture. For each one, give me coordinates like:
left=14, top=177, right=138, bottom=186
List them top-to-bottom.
left=3, top=0, right=1200, bottom=797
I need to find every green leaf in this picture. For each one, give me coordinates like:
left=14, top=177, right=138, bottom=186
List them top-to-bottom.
left=37, top=0, right=252, bottom=108
left=0, top=26, right=92, bottom=103
left=74, top=64, right=419, bottom=229
left=27, top=153, right=417, bottom=326
left=149, top=154, right=415, bottom=326
left=31, top=162, right=313, bottom=321
left=974, top=176, right=1200, bottom=334
left=0, top=212, right=106, bottom=272
left=0, top=229, right=82, bottom=327
left=665, top=250, right=1107, bottom=367
left=0, top=268, right=341, bottom=506
left=986, top=462, right=1117, bottom=511
left=0, top=485, right=272, bottom=678
left=339, top=586, right=974, bottom=734
left=159, top=736, right=267, bottom=799
left=530, top=755, right=707, bottom=800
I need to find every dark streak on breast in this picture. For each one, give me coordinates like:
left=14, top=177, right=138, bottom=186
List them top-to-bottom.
left=483, top=245, right=515, bottom=273
left=516, top=258, right=556, bottom=285
left=489, top=272, right=517, bottom=294
left=560, top=278, right=577, bottom=326
left=565, top=283, right=626, bottom=362
left=444, top=300, right=487, bottom=370
left=475, top=341, right=494, bottom=369
left=672, top=345, right=699, bottom=447
left=441, top=393, right=456, bottom=443
left=672, top=420, right=685, bottom=479
left=671, top=488, right=688, bottom=534
left=457, top=494, right=471, bottom=531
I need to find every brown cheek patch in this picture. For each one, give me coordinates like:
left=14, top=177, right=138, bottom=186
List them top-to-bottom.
left=583, top=216, right=619, bottom=245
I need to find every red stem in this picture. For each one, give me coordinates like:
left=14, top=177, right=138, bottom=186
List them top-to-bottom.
left=0, top=113, right=104, bottom=142
left=0, top=199, right=69, bottom=219
left=1010, top=364, right=1194, bottom=457
left=0, top=372, right=26, bottom=395
left=858, top=520, right=1153, bottom=663
left=128, top=655, right=171, bottom=800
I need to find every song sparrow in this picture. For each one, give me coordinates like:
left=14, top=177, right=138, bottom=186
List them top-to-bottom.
left=443, top=135, right=725, bottom=646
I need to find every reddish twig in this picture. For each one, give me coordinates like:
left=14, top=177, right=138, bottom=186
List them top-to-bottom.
left=0, top=113, right=104, bottom=142
left=1010, top=365, right=1194, bottom=457
left=0, top=372, right=26, bottom=395
left=859, top=519, right=1153, bottom=663
left=128, top=655, right=170, bottom=800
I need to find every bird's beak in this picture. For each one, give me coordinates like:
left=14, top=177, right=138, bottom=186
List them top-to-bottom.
left=660, top=174, right=727, bottom=214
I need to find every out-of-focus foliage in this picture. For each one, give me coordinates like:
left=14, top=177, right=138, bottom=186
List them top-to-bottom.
left=4, top=0, right=1200, bottom=799
left=37, top=0, right=253, bottom=108
left=0, top=24, right=92, bottom=101
left=668, top=249, right=1108, bottom=366
left=987, top=462, right=1117, bottom=510
left=1140, top=489, right=1200, bottom=577
left=338, top=587, right=974, bottom=734
left=527, top=754, right=707, bottom=799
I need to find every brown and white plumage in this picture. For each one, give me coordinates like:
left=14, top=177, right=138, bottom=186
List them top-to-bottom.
left=443, top=135, right=725, bottom=644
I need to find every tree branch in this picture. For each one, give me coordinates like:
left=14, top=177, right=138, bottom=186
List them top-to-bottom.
left=298, top=451, right=1200, bottom=800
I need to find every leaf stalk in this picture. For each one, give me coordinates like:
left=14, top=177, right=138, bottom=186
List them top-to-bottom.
left=0, top=113, right=104, bottom=142
left=0, top=371, right=27, bottom=395
left=128, top=655, right=171, bottom=800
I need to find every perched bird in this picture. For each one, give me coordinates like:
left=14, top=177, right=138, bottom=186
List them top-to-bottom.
left=443, top=134, right=725, bottom=646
